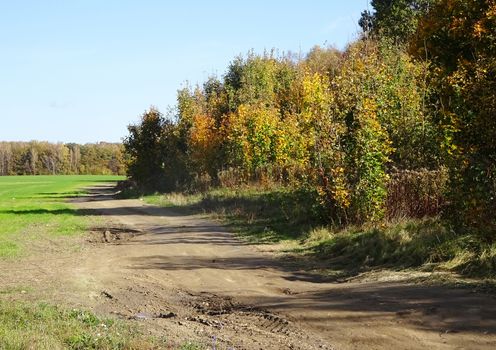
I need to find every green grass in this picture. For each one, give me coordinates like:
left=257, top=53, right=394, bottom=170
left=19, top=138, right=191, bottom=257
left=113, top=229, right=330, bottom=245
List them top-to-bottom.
left=0, top=175, right=123, bottom=258
left=144, top=187, right=496, bottom=278
left=305, top=220, right=496, bottom=276
left=0, top=301, right=158, bottom=349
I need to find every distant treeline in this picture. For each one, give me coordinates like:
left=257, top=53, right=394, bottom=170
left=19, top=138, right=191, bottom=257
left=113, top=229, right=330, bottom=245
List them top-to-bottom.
left=124, top=0, right=495, bottom=233
left=0, top=141, right=126, bottom=176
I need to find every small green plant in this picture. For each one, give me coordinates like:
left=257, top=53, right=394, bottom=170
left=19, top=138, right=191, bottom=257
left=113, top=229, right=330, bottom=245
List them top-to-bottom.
left=179, top=341, right=203, bottom=350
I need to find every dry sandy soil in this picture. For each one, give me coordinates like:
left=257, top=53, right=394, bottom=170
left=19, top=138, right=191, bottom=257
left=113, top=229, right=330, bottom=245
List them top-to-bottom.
left=1, top=185, right=496, bottom=349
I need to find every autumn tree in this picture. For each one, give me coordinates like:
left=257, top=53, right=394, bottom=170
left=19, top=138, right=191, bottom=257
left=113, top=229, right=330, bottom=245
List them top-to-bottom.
left=412, top=0, right=496, bottom=232
left=124, top=43, right=440, bottom=224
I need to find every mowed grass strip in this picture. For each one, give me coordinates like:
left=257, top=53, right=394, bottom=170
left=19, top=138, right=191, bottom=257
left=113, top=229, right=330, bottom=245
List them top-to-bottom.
left=0, top=175, right=123, bottom=258
left=0, top=301, right=159, bottom=350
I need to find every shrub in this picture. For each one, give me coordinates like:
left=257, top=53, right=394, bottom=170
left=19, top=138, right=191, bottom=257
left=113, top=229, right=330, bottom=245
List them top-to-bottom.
left=386, top=168, right=447, bottom=219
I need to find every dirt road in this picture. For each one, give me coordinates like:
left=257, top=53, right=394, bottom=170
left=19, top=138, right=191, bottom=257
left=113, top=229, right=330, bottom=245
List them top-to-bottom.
left=4, top=185, right=496, bottom=349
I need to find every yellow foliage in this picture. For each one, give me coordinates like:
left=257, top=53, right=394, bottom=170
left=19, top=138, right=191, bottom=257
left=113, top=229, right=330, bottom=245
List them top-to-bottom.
left=189, top=114, right=220, bottom=174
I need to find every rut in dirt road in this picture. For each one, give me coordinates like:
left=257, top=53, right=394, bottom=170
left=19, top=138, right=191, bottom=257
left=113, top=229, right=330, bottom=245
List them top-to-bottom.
left=73, top=185, right=496, bottom=350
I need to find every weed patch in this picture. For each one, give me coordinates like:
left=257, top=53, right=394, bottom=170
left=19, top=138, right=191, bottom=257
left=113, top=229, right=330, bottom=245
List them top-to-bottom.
left=0, top=301, right=156, bottom=350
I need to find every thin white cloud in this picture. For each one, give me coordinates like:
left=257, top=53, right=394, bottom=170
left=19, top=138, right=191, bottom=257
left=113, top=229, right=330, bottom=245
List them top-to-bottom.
left=49, top=101, right=69, bottom=109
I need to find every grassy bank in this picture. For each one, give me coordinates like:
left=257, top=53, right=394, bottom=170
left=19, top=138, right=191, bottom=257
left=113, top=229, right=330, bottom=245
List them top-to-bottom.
left=0, top=175, right=123, bottom=258
left=144, top=187, right=496, bottom=278
left=0, top=300, right=158, bottom=349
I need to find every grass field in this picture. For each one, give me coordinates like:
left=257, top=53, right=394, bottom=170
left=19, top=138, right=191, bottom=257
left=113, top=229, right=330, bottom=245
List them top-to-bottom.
left=0, top=175, right=123, bottom=258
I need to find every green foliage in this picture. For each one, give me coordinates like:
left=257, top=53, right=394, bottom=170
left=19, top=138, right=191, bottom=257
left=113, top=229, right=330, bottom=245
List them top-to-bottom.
left=359, top=0, right=434, bottom=43
left=309, top=41, right=435, bottom=224
left=329, top=42, right=393, bottom=223
left=374, top=43, right=439, bottom=169
left=304, top=45, right=342, bottom=77
left=225, top=52, right=278, bottom=110
left=224, top=104, right=306, bottom=171
left=124, top=107, right=189, bottom=192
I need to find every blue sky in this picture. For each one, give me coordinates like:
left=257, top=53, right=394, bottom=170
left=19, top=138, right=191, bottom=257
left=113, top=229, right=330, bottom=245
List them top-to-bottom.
left=0, top=1, right=370, bottom=143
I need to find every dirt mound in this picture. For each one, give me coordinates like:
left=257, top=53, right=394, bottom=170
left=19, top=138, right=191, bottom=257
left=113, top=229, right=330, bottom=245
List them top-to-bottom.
left=88, top=227, right=144, bottom=243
